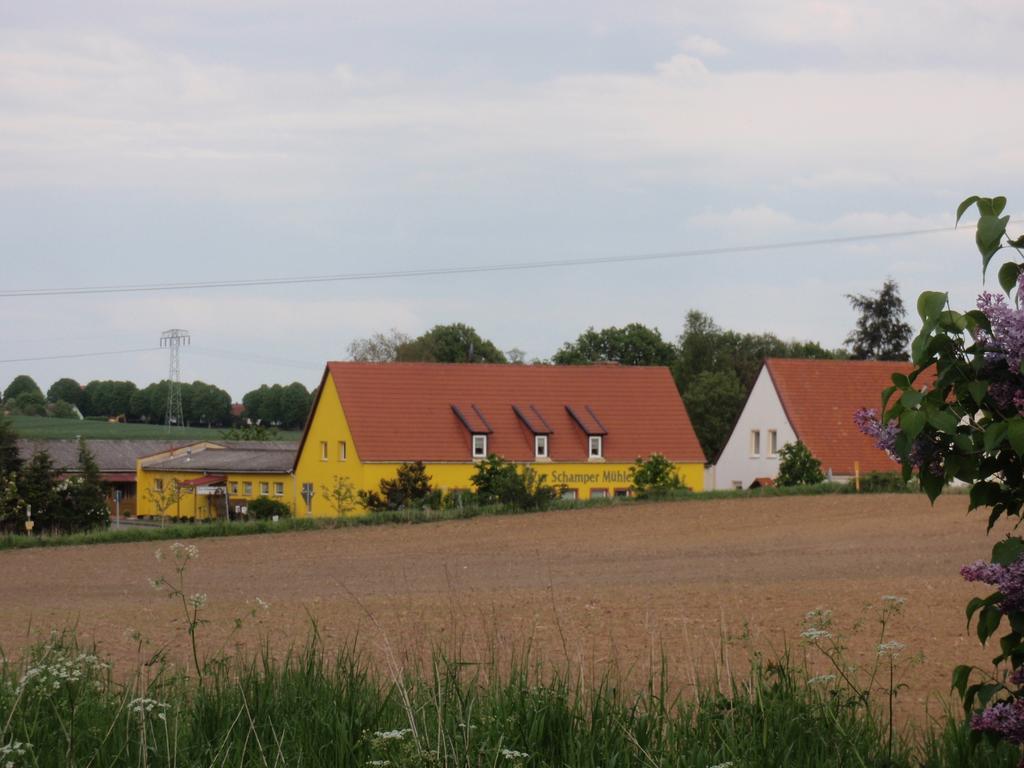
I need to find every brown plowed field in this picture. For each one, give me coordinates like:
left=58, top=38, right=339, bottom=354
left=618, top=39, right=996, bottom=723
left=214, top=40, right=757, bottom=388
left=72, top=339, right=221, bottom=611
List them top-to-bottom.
left=0, top=494, right=1010, bottom=721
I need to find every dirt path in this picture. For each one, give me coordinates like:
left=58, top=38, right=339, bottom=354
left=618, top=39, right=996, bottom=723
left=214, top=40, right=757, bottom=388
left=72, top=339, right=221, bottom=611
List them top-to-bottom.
left=0, top=493, right=1007, bottom=721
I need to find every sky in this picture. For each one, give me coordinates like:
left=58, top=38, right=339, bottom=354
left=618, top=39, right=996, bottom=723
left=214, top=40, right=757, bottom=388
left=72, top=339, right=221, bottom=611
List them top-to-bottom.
left=2, top=0, right=1023, bottom=401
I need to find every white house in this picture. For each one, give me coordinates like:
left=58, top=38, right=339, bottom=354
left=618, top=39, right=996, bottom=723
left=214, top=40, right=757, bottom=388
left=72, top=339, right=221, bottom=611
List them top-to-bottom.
left=710, top=358, right=923, bottom=490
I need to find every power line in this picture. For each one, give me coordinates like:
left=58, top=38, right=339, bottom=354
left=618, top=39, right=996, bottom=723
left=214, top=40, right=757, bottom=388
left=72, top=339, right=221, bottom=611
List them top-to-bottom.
left=0, top=224, right=966, bottom=299
left=0, top=347, right=160, bottom=364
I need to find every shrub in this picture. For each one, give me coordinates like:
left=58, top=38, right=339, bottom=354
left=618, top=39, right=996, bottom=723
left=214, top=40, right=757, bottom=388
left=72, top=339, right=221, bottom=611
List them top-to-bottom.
left=776, top=441, right=825, bottom=486
left=630, top=453, right=685, bottom=499
left=470, top=454, right=560, bottom=511
left=359, top=461, right=434, bottom=511
left=858, top=471, right=909, bottom=493
left=247, top=497, right=291, bottom=520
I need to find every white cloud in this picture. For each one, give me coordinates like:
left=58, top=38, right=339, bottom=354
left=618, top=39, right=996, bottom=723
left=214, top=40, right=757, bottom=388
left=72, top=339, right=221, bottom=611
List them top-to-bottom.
left=680, top=34, right=728, bottom=57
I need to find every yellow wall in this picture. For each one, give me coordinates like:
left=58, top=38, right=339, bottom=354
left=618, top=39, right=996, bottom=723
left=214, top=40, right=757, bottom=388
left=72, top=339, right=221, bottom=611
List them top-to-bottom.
left=291, top=372, right=704, bottom=518
left=135, top=467, right=295, bottom=519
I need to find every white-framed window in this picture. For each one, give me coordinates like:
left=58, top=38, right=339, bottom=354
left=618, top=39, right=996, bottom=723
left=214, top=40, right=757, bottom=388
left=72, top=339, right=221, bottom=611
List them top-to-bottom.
left=750, top=430, right=761, bottom=457
left=767, top=430, right=778, bottom=457
left=472, top=434, right=487, bottom=458
left=535, top=434, right=548, bottom=459
left=589, top=435, right=603, bottom=459
left=320, top=441, right=328, bottom=461
left=338, top=441, right=347, bottom=461
left=154, top=478, right=164, bottom=492
left=230, top=481, right=239, bottom=494
left=243, top=481, right=253, bottom=495
left=259, top=481, right=269, bottom=496
left=732, top=481, right=743, bottom=490
left=273, top=482, right=284, bottom=496
left=561, top=488, right=578, bottom=500
left=590, top=488, right=609, bottom=499
left=614, top=488, right=631, bottom=498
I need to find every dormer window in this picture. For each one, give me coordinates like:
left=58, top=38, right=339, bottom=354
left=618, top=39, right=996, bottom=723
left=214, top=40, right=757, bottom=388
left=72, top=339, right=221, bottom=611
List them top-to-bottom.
left=472, top=434, right=488, bottom=458
left=535, top=434, right=549, bottom=459
left=589, top=435, right=603, bottom=459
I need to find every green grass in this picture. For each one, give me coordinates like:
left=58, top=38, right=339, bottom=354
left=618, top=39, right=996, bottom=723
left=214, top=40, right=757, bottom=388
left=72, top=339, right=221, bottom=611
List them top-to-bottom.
left=9, top=415, right=302, bottom=441
left=0, top=628, right=1016, bottom=767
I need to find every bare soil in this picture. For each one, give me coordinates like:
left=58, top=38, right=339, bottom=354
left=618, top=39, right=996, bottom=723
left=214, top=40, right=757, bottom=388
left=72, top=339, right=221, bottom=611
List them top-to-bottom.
left=0, top=494, right=1009, bottom=722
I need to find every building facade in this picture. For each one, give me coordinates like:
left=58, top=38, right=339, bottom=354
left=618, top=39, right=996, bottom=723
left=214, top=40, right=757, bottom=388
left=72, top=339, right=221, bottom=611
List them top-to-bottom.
left=711, top=358, right=927, bottom=490
left=292, top=362, right=706, bottom=516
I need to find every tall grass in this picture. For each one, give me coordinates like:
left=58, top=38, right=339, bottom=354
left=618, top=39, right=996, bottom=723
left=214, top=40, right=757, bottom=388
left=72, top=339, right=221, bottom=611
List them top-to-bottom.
left=0, top=628, right=1017, bottom=768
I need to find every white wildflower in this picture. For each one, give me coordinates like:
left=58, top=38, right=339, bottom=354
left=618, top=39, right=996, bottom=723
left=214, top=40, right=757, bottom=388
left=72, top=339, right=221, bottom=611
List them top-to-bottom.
left=154, top=548, right=164, bottom=561
left=189, top=593, right=207, bottom=609
left=881, top=595, right=906, bottom=606
left=252, top=597, right=270, bottom=611
left=800, top=628, right=832, bottom=641
left=877, top=640, right=906, bottom=658
left=807, top=674, right=837, bottom=685
left=129, top=697, right=171, bottom=719
left=372, top=728, right=412, bottom=741
left=500, top=749, right=529, bottom=760
left=367, top=761, right=391, bottom=767
left=708, top=763, right=735, bottom=768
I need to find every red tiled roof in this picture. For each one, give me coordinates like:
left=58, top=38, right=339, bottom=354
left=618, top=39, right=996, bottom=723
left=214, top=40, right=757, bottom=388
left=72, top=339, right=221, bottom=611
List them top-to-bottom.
left=765, top=358, right=933, bottom=476
left=324, top=362, right=706, bottom=464
left=177, top=475, right=227, bottom=487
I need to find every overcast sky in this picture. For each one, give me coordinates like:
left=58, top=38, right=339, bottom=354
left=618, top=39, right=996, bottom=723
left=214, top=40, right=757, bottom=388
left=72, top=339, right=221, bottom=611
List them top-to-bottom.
left=2, top=1, right=1023, bottom=400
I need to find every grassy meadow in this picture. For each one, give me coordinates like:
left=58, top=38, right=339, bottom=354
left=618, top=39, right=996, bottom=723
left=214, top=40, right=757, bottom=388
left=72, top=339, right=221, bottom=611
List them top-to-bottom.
left=8, top=414, right=302, bottom=441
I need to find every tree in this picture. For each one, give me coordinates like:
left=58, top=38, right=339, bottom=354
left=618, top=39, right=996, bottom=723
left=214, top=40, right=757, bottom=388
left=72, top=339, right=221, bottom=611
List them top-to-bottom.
left=844, top=279, right=912, bottom=360
left=553, top=323, right=676, bottom=366
left=396, top=324, right=507, bottom=363
left=347, top=329, right=411, bottom=362
left=681, top=370, right=746, bottom=461
left=3, top=375, right=43, bottom=403
left=46, top=377, right=84, bottom=408
left=82, top=380, right=138, bottom=418
left=189, top=381, right=232, bottom=427
left=278, top=382, right=312, bottom=429
left=10, top=391, right=46, bottom=416
left=50, top=400, right=78, bottom=419
left=0, top=417, right=21, bottom=476
left=50, top=439, right=109, bottom=532
left=775, top=441, right=824, bottom=486
left=17, top=450, right=58, bottom=527
left=630, top=453, right=685, bottom=499
left=469, top=454, right=560, bottom=510
left=359, top=461, right=435, bottom=511
left=321, top=475, right=359, bottom=516
left=145, top=479, right=183, bottom=528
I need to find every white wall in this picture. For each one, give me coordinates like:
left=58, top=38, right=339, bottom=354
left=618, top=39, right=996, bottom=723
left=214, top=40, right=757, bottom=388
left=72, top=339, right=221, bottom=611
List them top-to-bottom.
left=713, top=366, right=799, bottom=490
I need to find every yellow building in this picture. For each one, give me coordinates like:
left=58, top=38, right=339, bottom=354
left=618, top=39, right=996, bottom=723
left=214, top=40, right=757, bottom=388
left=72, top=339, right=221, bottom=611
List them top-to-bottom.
left=291, top=361, right=706, bottom=517
left=135, top=441, right=297, bottom=519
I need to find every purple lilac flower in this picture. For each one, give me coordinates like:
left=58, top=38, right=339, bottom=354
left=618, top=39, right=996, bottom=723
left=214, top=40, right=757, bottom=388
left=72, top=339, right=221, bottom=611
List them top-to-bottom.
left=978, top=291, right=1024, bottom=373
left=989, top=381, right=1022, bottom=412
left=853, top=408, right=900, bottom=455
left=908, top=436, right=945, bottom=477
left=961, top=556, right=1024, bottom=613
left=1011, top=667, right=1024, bottom=687
left=971, top=698, right=1024, bottom=745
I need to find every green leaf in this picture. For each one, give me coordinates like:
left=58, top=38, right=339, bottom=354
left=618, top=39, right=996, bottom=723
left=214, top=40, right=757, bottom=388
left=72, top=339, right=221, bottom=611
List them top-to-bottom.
left=956, top=196, right=980, bottom=226
left=993, top=196, right=1008, bottom=216
left=978, top=214, right=1010, bottom=276
left=999, top=261, right=1022, bottom=295
left=917, top=291, right=948, bottom=322
left=891, top=373, right=910, bottom=389
left=968, top=380, right=988, bottom=406
left=900, top=390, right=924, bottom=409
left=900, top=410, right=926, bottom=442
left=928, top=410, right=958, bottom=434
left=1008, top=418, right=1024, bottom=456
left=984, top=422, right=1008, bottom=453
left=921, top=470, right=944, bottom=503
left=970, top=481, right=1001, bottom=510
left=992, top=537, right=1024, bottom=566
left=978, top=604, right=1002, bottom=644
left=951, top=664, right=974, bottom=697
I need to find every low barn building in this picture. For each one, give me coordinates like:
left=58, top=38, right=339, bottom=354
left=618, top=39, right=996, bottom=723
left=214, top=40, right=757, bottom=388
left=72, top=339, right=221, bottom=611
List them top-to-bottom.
left=711, top=358, right=926, bottom=490
left=292, top=361, right=706, bottom=516
left=135, top=441, right=298, bottom=520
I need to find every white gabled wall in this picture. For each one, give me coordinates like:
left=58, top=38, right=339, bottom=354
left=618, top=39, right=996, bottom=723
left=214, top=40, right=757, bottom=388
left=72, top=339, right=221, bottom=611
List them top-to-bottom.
left=713, top=365, right=799, bottom=490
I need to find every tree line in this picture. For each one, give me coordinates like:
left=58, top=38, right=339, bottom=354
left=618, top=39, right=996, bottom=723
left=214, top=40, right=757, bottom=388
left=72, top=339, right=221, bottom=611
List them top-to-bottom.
left=346, top=281, right=911, bottom=459
left=1, top=376, right=315, bottom=431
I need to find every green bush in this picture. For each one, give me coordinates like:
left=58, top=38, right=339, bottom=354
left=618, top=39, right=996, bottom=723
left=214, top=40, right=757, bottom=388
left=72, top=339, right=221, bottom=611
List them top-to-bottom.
left=776, top=441, right=825, bottom=486
left=630, top=453, right=686, bottom=499
left=470, top=454, right=560, bottom=510
left=358, top=461, right=435, bottom=511
left=858, top=471, right=909, bottom=493
left=246, top=497, right=291, bottom=520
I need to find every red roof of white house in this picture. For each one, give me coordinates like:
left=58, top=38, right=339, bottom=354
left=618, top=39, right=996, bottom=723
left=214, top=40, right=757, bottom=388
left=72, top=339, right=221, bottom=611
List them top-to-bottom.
left=765, top=358, right=932, bottom=475
left=318, top=362, right=706, bottom=464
